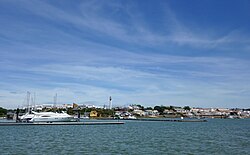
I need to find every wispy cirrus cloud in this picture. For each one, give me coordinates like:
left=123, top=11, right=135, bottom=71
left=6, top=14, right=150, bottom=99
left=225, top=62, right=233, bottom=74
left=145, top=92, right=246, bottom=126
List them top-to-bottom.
left=1, top=0, right=249, bottom=51
left=161, top=4, right=250, bottom=50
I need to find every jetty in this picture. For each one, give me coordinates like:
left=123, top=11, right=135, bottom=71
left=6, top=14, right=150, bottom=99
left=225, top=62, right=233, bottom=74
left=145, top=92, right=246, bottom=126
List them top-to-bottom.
left=124, top=118, right=207, bottom=122
left=0, top=121, right=125, bottom=126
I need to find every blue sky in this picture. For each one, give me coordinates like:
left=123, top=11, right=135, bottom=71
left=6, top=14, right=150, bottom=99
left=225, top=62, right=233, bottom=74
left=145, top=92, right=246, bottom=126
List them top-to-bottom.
left=0, top=0, right=250, bottom=109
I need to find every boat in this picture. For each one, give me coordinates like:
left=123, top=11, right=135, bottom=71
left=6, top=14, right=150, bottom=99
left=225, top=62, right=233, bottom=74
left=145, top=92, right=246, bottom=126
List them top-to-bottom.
left=20, top=111, right=77, bottom=122
left=19, top=113, right=35, bottom=122
left=73, top=115, right=90, bottom=119
left=127, top=115, right=137, bottom=119
left=80, top=116, right=90, bottom=119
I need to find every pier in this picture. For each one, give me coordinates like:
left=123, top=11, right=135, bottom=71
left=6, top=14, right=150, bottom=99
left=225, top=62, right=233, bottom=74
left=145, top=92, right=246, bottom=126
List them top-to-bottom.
left=123, top=118, right=207, bottom=122
left=0, top=121, right=125, bottom=126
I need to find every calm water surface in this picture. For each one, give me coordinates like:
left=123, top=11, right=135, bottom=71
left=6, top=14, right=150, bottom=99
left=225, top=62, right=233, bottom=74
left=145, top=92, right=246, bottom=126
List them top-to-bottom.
left=0, top=119, right=249, bottom=155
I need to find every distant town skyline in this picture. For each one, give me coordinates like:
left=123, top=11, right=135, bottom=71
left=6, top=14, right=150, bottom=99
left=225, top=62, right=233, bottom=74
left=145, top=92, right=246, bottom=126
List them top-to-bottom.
left=0, top=0, right=250, bottom=109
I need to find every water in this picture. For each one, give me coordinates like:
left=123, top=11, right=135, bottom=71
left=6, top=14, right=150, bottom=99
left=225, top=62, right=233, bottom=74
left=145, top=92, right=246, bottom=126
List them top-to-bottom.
left=0, top=119, right=249, bottom=155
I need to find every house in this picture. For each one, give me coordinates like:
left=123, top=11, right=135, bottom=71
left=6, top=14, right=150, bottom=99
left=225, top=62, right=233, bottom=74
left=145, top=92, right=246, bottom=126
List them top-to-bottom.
left=73, top=103, right=78, bottom=109
left=42, top=104, right=53, bottom=109
left=62, top=104, right=73, bottom=109
left=174, top=107, right=186, bottom=113
left=163, top=109, right=175, bottom=115
left=90, top=110, right=98, bottom=117
left=132, top=110, right=145, bottom=116
left=144, top=110, right=159, bottom=117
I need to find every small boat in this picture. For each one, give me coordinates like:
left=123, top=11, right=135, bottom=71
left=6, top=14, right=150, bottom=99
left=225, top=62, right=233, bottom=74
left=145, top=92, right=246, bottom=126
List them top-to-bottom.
left=73, top=115, right=90, bottom=119
left=127, top=115, right=137, bottom=119
left=80, top=116, right=90, bottom=119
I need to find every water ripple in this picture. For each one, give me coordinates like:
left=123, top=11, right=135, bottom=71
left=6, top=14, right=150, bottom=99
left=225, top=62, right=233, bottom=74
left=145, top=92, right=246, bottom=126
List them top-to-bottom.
left=0, top=119, right=249, bottom=154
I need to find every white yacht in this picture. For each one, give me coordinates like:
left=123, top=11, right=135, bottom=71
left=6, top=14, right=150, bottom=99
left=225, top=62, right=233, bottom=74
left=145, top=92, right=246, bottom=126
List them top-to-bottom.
left=20, top=111, right=76, bottom=122
left=19, top=112, right=35, bottom=122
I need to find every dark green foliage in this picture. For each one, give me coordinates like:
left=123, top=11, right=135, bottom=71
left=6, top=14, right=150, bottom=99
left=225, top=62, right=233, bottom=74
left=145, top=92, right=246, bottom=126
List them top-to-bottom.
left=136, top=104, right=144, bottom=110
left=154, top=106, right=167, bottom=114
left=169, top=106, right=174, bottom=110
left=183, top=106, right=191, bottom=111
left=0, top=107, right=7, bottom=117
left=145, top=107, right=153, bottom=110
left=67, top=108, right=74, bottom=115
left=96, top=109, right=114, bottom=117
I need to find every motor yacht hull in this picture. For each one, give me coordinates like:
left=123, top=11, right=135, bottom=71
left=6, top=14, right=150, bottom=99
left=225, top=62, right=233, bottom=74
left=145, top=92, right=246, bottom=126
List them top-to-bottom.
left=20, top=111, right=77, bottom=122
left=30, top=116, right=76, bottom=122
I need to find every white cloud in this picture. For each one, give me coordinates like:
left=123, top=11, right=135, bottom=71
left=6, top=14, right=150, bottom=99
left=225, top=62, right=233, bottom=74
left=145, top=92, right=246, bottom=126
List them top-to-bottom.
left=1, top=52, right=249, bottom=108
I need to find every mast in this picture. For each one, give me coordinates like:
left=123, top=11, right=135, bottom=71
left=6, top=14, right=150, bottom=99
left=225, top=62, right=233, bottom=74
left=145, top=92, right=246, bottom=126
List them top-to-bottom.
left=27, top=91, right=31, bottom=113
left=34, top=92, right=36, bottom=110
left=53, top=93, right=57, bottom=108
left=31, top=95, right=33, bottom=110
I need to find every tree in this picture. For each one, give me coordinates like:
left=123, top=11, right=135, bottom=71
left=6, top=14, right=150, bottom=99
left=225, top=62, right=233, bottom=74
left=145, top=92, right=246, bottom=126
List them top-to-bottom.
left=136, top=104, right=144, bottom=110
left=154, top=106, right=167, bottom=114
left=183, top=106, right=191, bottom=111
left=0, top=107, right=7, bottom=117
left=145, top=107, right=153, bottom=110
left=67, top=108, right=74, bottom=115
left=96, top=108, right=114, bottom=117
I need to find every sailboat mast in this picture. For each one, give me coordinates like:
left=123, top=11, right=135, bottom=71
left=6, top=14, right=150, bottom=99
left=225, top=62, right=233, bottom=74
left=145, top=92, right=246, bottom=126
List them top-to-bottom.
left=27, top=91, right=31, bottom=113
left=34, top=92, right=36, bottom=110
left=54, top=93, right=57, bottom=108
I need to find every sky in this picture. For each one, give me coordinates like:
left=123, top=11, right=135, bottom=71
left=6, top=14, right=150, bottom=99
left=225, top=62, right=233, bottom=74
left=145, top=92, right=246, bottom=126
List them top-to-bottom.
left=0, top=0, right=250, bottom=109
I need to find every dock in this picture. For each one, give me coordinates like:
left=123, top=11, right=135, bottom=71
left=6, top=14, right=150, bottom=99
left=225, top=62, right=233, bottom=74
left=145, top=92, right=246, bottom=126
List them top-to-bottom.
left=124, top=118, right=207, bottom=122
left=0, top=121, right=125, bottom=126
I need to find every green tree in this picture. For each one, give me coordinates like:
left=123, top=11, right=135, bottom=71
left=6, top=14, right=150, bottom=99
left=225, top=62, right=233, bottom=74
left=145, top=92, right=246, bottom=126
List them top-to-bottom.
left=136, top=104, right=144, bottom=110
left=154, top=106, right=167, bottom=114
left=165, top=106, right=176, bottom=112
left=183, top=106, right=191, bottom=111
left=0, top=107, right=7, bottom=117
left=145, top=107, right=153, bottom=110
left=67, top=108, right=74, bottom=115
left=96, top=109, right=114, bottom=117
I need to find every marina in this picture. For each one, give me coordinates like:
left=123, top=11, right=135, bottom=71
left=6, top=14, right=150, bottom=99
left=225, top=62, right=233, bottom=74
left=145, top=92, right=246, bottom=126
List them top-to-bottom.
left=0, top=1, right=250, bottom=154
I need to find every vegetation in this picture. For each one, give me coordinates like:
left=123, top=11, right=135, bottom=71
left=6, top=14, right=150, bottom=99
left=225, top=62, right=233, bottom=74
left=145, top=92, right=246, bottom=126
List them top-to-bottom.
left=136, top=104, right=144, bottom=110
left=154, top=106, right=167, bottom=114
left=168, top=106, right=175, bottom=110
left=183, top=106, right=191, bottom=111
left=0, top=107, right=7, bottom=117
left=63, top=107, right=115, bottom=117
left=145, top=107, right=153, bottom=110
left=67, top=108, right=74, bottom=115
left=96, top=109, right=114, bottom=117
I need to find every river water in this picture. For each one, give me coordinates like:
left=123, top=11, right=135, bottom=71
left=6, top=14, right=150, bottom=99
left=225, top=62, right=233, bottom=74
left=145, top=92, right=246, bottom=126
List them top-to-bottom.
left=0, top=119, right=249, bottom=155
